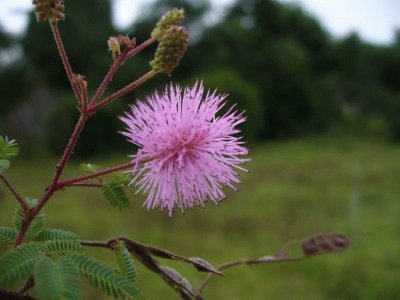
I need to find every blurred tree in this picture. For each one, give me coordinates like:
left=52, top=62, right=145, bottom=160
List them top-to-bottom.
left=21, top=0, right=114, bottom=90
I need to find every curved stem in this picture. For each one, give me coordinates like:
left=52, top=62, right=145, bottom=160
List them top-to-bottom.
left=50, top=21, right=82, bottom=104
left=90, top=37, right=157, bottom=106
left=125, top=37, right=156, bottom=60
left=90, top=49, right=129, bottom=105
left=87, top=70, right=157, bottom=113
left=14, top=115, right=87, bottom=246
left=56, top=162, right=133, bottom=189
left=0, top=175, right=29, bottom=215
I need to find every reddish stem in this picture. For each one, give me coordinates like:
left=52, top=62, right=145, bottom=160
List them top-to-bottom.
left=50, top=21, right=82, bottom=103
left=90, top=37, right=157, bottom=106
left=125, top=37, right=157, bottom=60
left=90, top=49, right=129, bottom=105
left=87, top=70, right=157, bottom=113
left=14, top=115, right=87, bottom=246
left=56, top=162, right=133, bottom=189
left=0, top=175, right=29, bottom=216
left=67, top=182, right=102, bottom=188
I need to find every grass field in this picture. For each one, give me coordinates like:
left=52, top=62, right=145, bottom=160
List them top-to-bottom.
left=1, top=138, right=400, bottom=299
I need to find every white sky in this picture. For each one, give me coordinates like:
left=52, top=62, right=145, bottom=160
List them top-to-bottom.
left=0, top=0, right=399, bottom=44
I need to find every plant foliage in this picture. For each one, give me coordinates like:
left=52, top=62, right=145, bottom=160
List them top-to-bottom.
left=0, top=136, right=19, bottom=160
left=0, top=159, right=10, bottom=175
left=101, top=182, right=130, bottom=210
left=13, top=198, right=45, bottom=241
left=0, top=226, right=17, bottom=245
left=36, top=228, right=79, bottom=242
left=44, top=239, right=84, bottom=257
left=114, top=240, right=136, bottom=282
left=0, top=243, right=45, bottom=288
left=71, top=254, right=139, bottom=299
left=34, top=255, right=82, bottom=300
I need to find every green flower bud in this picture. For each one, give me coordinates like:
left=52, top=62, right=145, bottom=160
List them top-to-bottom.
left=32, top=0, right=65, bottom=22
left=151, top=8, right=185, bottom=41
left=150, top=26, right=189, bottom=75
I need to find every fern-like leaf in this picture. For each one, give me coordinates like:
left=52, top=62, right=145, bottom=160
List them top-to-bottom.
left=0, top=136, right=19, bottom=160
left=0, top=159, right=10, bottom=175
left=102, top=182, right=130, bottom=210
left=13, top=198, right=45, bottom=241
left=0, top=226, right=17, bottom=245
left=36, top=228, right=79, bottom=242
left=44, top=240, right=84, bottom=257
left=114, top=241, right=136, bottom=282
left=0, top=243, right=45, bottom=288
left=71, top=254, right=139, bottom=299
left=34, top=255, right=82, bottom=300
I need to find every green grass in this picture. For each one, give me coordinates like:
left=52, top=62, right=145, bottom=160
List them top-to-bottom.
left=1, top=138, right=400, bottom=299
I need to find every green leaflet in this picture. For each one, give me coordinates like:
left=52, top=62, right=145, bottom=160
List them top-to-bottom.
left=0, top=136, right=19, bottom=160
left=0, top=159, right=10, bottom=175
left=101, top=182, right=130, bottom=210
left=13, top=198, right=45, bottom=241
left=0, top=226, right=17, bottom=244
left=36, top=228, right=79, bottom=242
left=44, top=240, right=84, bottom=257
left=114, top=240, right=137, bottom=282
left=0, top=243, right=45, bottom=288
left=71, top=254, right=139, bottom=299
left=34, top=256, right=82, bottom=300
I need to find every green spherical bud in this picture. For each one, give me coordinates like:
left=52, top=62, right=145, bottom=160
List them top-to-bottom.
left=151, top=8, right=185, bottom=41
left=150, top=26, right=189, bottom=75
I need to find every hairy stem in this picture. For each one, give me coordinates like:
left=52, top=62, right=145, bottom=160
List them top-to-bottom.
left=50, top=21, right=82, bottom=103
left=90, top=37, right=157, bottom=107
left=125, top=37, right=157, bottom=60
left=90, top=49, right=129, bottom=105
left=88, top=70, right=157, bottom=113
left=14, top=115, right=87, bottom=246
left=56, top=162, right=133, bottom=189
left=0, top=175, right=29, bottom=216
left=67, top=182, right=102, bottom=188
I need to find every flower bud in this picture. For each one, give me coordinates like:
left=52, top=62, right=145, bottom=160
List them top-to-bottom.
left=32, top=0, right=65, bottom=22
left=151, top=8, right=185, bottom=41
left=150, top=26, right=189, bottom=75
left=108, top=37, right=121, bottom=60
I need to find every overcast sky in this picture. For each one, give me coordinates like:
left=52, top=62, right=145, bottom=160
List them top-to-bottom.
left=0, top=0, right=399, bottom=45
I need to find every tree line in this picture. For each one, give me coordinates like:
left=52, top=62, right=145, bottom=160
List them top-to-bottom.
left=1, top=0, right=400, bottom=155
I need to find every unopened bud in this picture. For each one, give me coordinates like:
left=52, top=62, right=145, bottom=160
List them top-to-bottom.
left=32, top=0, right=65, bottom=22
left=151, top=8, right=185, bottom=41
left=150, top=26, right=188, bottom=75
left=118, top=35, right=136, bottom=49
left=108, top=37, right=121, bottom=60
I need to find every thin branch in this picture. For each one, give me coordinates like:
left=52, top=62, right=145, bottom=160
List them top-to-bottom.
left=49, top=21, right=82, bottom=103
left=90, top=37, right=156, bottom=106
left=125, top=37, right=157, bottom=60
left=90, top=48, right=129, bottom=105
left=87, top=70, right=157, bottom=113
left=14, top=115, right=87, bottom=246
left=56, top=162, right=133, bottom=189
left=0, top=175, right=29, bottom=215
left=67, top=182, right=102, bottom=188
left=198, top=233, right=350, bottom=294
left=81, top=236, right=225, bottom=300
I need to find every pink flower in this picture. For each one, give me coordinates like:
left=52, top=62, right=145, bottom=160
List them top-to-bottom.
left=120, top=82, right=248, bottom=216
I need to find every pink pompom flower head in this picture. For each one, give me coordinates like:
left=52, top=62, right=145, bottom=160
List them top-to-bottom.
left=120, top=82, right=249, bottom=216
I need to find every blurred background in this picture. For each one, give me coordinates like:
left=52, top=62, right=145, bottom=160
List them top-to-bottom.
left=0, top=0, right=400, bottom=299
